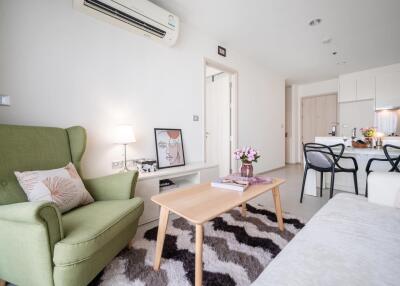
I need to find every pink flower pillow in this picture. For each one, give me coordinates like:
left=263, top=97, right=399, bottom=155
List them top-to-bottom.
left=15, top=163, right=94, bottom=213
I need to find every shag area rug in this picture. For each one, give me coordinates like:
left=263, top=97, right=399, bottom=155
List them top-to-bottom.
left=93, top=203, right=304, bottom=286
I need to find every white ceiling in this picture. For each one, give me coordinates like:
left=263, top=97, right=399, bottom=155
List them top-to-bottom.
left=152, top=0, right=400, bottom=84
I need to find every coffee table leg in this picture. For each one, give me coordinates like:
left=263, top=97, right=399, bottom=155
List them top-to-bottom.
left=272, top=187, right=285, bottom=231
left=241, top=202, right=247, bottom=217
left=153, top=206, right=169, bottom=270
left=195, top=224, right=204, bottom=286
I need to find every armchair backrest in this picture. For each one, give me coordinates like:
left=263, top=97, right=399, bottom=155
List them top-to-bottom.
left=0, top=124, right=86, bottom=205
left=303, top=143, right=345, bottom=170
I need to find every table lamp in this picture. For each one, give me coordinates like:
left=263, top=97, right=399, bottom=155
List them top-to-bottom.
left=115, top=125, right=136, bottom=172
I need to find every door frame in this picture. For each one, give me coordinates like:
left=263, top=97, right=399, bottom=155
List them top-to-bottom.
left=203, top=57, right=238, bottom=173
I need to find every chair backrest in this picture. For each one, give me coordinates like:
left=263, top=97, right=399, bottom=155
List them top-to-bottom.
left=0, top=125, right=86, bottom=205
left=304, top=143, right=345, bottom=170
left=383, top=144, right=400, bottom=172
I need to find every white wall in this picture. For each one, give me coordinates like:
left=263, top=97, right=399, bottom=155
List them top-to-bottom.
left=0, top=0, right=285, bottom=177
left=289, top=79, right=339, bottom=162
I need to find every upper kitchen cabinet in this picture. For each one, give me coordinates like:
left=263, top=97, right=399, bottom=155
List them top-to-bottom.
left=375, top=71, right=400, bottom=109
left=338, top=75, right=375, bottom=103
left=356, top=75, right=376, bottom=101
left=338, top=76, right=357, bottom=102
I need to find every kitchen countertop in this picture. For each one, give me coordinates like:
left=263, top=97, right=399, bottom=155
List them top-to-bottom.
left=343, top=147, right=400, bottom=156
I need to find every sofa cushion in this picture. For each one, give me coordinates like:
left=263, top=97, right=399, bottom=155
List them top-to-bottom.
left=252, top=193, right=400, bottom=286
left=53, top=198, right=144, bottom=266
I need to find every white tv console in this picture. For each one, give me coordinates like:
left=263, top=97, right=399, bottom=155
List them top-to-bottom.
left=135, top=162, right=219, bottom=225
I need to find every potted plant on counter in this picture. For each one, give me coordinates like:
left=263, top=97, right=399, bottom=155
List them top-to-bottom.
left=360, top=127, right=377, bottom=147
left=234, top=147, right=260, bottom=177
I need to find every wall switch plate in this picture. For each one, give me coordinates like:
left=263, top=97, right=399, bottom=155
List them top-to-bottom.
left=0, top=95, right=10, bottom=106
left=193, top=115, right=199, bottom=121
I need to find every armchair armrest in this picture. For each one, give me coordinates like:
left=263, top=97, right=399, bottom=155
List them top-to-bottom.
left=83, top=170, right=138, bottom=201
left=368, top=172, right=400, bottom=208
left=0, top=201, right=63, bottom=285
left=0, top=201, right=63, bottom=247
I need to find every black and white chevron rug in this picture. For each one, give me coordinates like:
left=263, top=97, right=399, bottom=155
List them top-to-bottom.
left=93, top=203, right=304, bottom=286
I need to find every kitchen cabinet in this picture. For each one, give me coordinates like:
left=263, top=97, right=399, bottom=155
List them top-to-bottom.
left=376, top=71, right=400, bottom=109
left=338, top=75, right=376, bottom=103
left=356, top=75, right=376, bottom=101
left=339, top=77, right=357, bottom=102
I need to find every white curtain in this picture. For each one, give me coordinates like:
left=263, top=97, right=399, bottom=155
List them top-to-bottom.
left=374, top=110, right=398, bottom=135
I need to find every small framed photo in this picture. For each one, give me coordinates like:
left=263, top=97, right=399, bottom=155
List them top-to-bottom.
left=154, top=128, right=185, bottom=169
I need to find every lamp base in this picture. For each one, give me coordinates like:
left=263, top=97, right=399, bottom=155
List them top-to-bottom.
left=120, top=166, right=130, bottom=173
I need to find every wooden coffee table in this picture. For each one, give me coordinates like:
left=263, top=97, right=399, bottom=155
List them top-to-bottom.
left=151, top=178, right=285, bottom=286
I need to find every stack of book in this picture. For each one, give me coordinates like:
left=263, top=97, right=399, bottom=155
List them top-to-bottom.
left=211, top=174, right=273, bottom=192
left=159, top=179, right=176, bottom=192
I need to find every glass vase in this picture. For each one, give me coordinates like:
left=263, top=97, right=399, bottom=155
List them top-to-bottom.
left=240, top=162, right=253, bottom=178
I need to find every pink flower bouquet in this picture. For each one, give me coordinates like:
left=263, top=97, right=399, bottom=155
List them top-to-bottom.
left=234, top=147, right=260, bottom=163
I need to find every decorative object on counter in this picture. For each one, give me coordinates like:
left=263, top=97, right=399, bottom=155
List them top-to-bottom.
left=114, top=125, right=136, bottom=172
left=328, top=125, right=336, bottom=136
left=360, top=127, right=376, bottom=147
left=154, top=128, right=185, bottom=169
left=351, top=128, right=357, bottom=140
left=375, top=132, right=385, bottom=149
left=352, top=140, right=369, bottom=149
left=234, top=147, right=260, bottom=177
left=136, top=159, right=157, bottom=173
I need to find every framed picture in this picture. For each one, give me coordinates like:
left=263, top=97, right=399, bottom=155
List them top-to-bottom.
left=154, top=128, right=185, bottom=169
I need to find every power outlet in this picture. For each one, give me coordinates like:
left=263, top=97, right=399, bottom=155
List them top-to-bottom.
left=112, top=160, right=136, bottom=169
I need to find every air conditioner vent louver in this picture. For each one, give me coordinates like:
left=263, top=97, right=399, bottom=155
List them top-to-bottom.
left=74, top=0, right=179, bottom=46
left=84, top=0, right=166, bottom=38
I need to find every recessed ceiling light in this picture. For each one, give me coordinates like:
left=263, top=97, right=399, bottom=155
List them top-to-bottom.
left=308, top=18, right=322, bottom=26
left=322, top=37, right=332, bottom=44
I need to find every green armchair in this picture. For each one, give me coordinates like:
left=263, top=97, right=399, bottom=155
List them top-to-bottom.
left=0, top=125, right=144, bottom=286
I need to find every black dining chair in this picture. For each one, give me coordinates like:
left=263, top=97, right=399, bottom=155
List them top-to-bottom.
left=300, top=143, right=359, bottom=203
left=365, top=144, right=400, bottom=197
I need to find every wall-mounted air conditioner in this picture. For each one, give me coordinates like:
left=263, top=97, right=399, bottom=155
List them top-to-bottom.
left=73, top=0, right=179, bottom=46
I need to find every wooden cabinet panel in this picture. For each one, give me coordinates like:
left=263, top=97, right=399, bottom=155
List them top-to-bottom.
left=376, top=71, right=400, bottom=109
left=356, top=76, right=375, bottom=101
left=339, top=77, right=357, bottom=102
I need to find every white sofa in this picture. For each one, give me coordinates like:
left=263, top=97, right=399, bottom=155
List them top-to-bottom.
left=252, top=172, right=400, bottom=286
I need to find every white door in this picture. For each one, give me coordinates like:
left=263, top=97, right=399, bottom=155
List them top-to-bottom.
left=205, top=72, right=231, bottom=176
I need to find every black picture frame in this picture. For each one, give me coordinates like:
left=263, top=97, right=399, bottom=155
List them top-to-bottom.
left=218, top=45, right=226, bottom=57
left=154, top=128, right=186, bottom=169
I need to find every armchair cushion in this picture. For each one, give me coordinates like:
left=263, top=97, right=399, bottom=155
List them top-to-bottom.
left=15, top=163, right=94, bottom=213
left=368, top=172, right=400, bottom=208
left=53, top=197, right=144, bottom=266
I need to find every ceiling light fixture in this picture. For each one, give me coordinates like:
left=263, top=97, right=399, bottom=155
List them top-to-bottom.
left=308, top=18, right=322, bottom=26
left=322, top=37, right=332, bottom=44
left=332, top=51, right=338, bottom=55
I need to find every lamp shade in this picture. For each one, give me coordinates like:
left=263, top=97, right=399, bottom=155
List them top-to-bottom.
left=114, top=125, right=136, bottom=144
